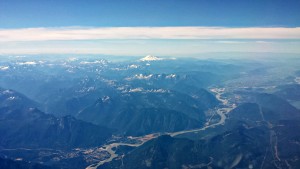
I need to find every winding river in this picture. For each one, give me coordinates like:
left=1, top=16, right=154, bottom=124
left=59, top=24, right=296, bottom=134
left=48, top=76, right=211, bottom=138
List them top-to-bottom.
left=86, top=87, right=236, bottom=169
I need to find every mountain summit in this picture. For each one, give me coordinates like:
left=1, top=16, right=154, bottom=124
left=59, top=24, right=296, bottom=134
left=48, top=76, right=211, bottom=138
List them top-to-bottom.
left=140, top=55, right=164, bottom=61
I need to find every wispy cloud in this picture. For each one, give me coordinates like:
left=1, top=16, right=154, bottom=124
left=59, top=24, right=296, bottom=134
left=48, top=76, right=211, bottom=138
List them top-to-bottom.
left=0, top=27, right=300, bottom=42
left=215, top=40, right=247, bottom=44
left=215, top=40, right=273, bottom=44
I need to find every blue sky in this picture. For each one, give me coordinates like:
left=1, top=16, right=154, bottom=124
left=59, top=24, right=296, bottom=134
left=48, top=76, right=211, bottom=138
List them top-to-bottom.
left=0, top=0, right=300, bottom=56
left=1, top=0, right=300, bottom=28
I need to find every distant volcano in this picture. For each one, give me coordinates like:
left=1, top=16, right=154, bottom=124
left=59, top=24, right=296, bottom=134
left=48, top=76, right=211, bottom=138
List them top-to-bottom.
left=139, top=55, right=164, bottom=61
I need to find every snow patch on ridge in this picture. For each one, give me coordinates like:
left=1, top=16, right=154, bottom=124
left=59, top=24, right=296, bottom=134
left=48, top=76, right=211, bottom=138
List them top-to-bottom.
left=17, top=61, right=37, bottom=65
left=0, top=66, right=9, bottom=70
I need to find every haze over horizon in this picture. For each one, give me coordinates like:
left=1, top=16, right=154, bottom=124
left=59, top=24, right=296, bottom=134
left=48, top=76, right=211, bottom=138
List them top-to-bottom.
left=1, top=0, right=300, bottom=56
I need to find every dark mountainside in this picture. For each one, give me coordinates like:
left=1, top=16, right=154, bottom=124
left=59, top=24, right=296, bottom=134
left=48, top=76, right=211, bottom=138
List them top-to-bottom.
left=0, top=88, right=113, bottom=149
left=77, top=90, right=218, bottom=136
left=0, top=157, right=58, bottom=169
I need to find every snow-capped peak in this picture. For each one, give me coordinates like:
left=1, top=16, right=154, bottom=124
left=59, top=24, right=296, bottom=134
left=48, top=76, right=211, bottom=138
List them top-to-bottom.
left=140, top=55, right=163, bottom=61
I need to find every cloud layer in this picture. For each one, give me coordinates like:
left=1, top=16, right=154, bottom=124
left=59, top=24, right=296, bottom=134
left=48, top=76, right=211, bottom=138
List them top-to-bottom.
left=0, top=27, right=300, bottom=41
